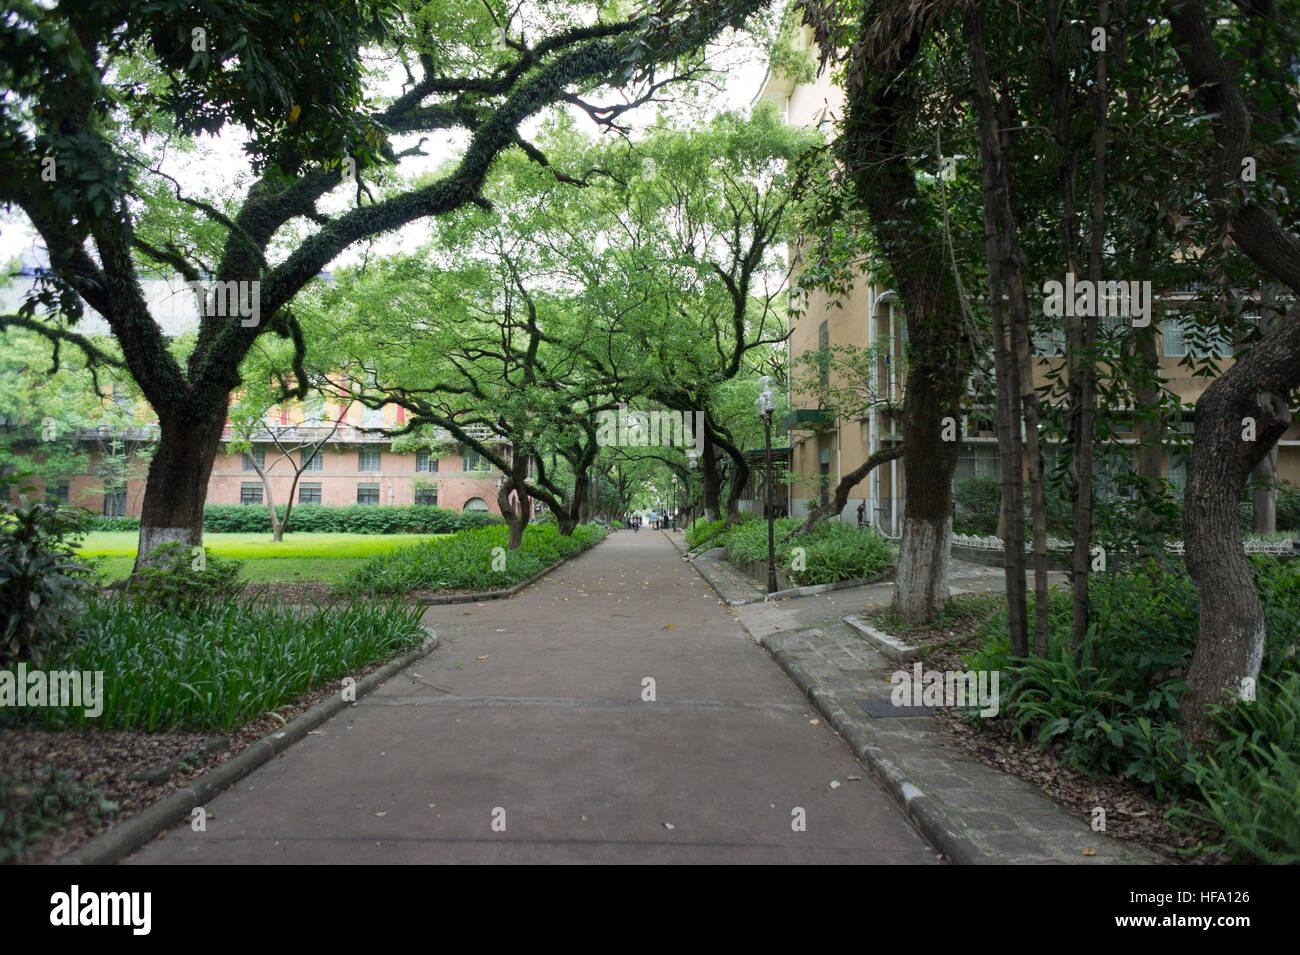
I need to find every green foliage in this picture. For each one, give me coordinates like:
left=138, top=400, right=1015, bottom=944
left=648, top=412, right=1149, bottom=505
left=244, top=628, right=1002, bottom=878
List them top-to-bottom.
left=953, top=476, right=1001, bottom=535
left=0, top=479, right=95, bottom=667
left=1276, top=481, right=1300, bottom=532
left=200, top=503, right=501, bottom=535
left=718, top=517, right=894, bottom=585
left=685, top=518, right=726, bottom=549
left=339, top=523, right=605, bottom=596
left=126, top=540, right=245, bottom=611
left=965, top=559, right=1300, bottom=845
left=1, top=592, right=426, bottom=731
left=1172, top=673, right=1300, bottom=863
left=0, top=765, right=117, bottom=864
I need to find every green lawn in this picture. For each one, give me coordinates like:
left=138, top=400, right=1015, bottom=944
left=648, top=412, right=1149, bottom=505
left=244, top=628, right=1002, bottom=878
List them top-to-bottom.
left=75, top=531, right=449, bottom=584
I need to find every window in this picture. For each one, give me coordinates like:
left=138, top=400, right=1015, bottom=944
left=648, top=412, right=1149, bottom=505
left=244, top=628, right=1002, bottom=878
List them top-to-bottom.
left=1162, top=317, right=1187, bottom=357
left=818, top=320, right=830, bottom=387
left=1033, top=324, right=1067, bottom=356
left=362, top=405, right=385, bottom=428
left=243, top=445, right=265, bottom=471
left=952, top=445, right=999, bottom=485
left=358, top=447, right=382, bottom=472
left=463, top=447, right=490, bottom=472
left=301, top=449, right=323, bottom=472
left=415, top=450, right=438, bottom=473
left=47, top=481, right=69, bottom=505
left=240, top=482, right=263, bottom=505
left=299, top=482, right=321, bottom=505
left=357, top=482, right=380, bottom=505
left=103, top=487, right=126, bottom=517
left=414, top=487, right=438, bottom=506
left=463, top=497, right=489, bottom=512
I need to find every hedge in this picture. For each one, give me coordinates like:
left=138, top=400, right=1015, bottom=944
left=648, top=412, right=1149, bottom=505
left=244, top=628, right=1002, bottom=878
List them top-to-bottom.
left=88, top=504, right=503, bottom=535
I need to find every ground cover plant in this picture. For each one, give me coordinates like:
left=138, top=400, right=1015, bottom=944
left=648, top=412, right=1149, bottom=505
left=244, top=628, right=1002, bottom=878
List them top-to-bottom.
left=718, top=517, right=895, bottom=586
left=338, top=523, right=606, bottom=597
left=958, top=559, right=1300, bottom=862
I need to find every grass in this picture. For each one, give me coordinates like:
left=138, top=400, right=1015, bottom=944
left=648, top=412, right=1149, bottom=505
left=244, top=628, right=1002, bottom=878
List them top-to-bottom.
left=73, top=531, right=449, bottom=584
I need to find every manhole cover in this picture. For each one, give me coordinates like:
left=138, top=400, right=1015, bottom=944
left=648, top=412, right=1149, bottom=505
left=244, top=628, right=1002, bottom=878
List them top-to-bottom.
left=856, top=698, right=934, bottom=718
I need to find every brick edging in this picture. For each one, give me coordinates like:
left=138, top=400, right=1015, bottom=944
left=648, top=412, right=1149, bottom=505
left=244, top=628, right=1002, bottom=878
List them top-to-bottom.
left=57, top=627, right=440, bottom=865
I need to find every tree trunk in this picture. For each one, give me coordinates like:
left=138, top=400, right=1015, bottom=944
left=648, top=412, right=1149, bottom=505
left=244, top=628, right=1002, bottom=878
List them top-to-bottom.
left=1160, top=0, right=1300, bottom=738
left=966, top=1, right=1029, bottom=657
left=839, top=7, right=970, bottom=625
left=1181, top=369, right=1294, bottom=740
left=135, top=410, right=226, bottom=570
left=700, top=430, right=722, bottom=521
left=797, top=446, right=903, bottom=534
left=497, top=447, right=531, bottom=549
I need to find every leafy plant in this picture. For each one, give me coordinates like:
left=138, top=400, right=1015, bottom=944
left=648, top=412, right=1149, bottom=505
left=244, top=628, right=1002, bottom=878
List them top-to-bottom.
left=0, top=477, right=95, bottom=667
left=338, top=523, right=605, bottom=596
left=126, top=541, right=245, bottom=611
left=8, top=593, right=427, bottom=731
left=1171, top=673, right=1300, bottom=863
left=0, top=765, right=117, bottom=864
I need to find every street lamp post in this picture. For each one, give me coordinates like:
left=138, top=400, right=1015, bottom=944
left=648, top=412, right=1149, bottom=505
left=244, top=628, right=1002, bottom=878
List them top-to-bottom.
left=756, top=377, right=778, bottom=594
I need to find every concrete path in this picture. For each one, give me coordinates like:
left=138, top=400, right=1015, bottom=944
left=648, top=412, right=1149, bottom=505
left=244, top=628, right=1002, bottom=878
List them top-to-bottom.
left=128, top=530, right=939, bottom=864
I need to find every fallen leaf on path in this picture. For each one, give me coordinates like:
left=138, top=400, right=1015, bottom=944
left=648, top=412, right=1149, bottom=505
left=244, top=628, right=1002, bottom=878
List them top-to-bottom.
left=663, top=624, right=675, bottom=630
left=477, top=655, right=489, bottom=660
left=809, top=718, right=820, bottom=725
left=375, top=812, right=387, bottom=817
left=663, top=822, right=675, bottom=830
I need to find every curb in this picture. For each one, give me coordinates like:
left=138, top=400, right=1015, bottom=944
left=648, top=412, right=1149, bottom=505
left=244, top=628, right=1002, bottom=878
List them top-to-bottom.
left=672, top=530, right=985, bottom=863
left=415, top=535, right=606, bottom=605
left=58, top=626, right=440, bottom=865
left=756, top=634, right=987, bottom=865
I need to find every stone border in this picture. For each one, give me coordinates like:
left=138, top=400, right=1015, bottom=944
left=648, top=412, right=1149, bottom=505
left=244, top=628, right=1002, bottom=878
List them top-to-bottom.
left=414, top=535, right=606, bottom=605
left=841, top=613, right=920, bottom=662
left=57, top=626, right=439, bottom=865
left=756, top=633, right=986, bottom=865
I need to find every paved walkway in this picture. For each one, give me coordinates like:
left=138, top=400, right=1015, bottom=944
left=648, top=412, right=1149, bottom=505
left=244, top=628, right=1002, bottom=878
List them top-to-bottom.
left=127, top=530, right=939, bottom=863
left=667, top=530, right=1159, bottom=864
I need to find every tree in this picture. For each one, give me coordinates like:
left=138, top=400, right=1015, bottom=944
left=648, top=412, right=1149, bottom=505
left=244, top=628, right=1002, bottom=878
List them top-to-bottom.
left=0, top=0, right=771, bottom=572
left=800, top=0, right=977, bottom=624
left=1160, top=0, right=1300, bottom=740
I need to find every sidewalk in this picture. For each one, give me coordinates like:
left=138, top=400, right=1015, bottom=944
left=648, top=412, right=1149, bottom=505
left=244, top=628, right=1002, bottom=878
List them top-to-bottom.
left=666, top=529, right=1160, bottom=864
left=126, top=530, right=939, bottom=863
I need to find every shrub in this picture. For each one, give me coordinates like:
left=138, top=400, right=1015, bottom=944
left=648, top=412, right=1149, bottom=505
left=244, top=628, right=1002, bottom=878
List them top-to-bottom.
left=953, top=476, right=1001, bottom=536
left=1276, top=480, right=1300, bottom=532
left=0, top=481, right=96, bottom=667
left=200, top=503, right=503, bottom=535
left=87, top=515, right=141, bottom=531
left=718, top=517, right=894, bottom=586
left=685, top=518, right=726, bottom=550
left=338, top=523, right=605, bottom=596
left=126, top=541, right=246, bottom=611
left=964, top=560, right=1300, bottom=804
left=1172, top=672, right=1300, bottom=863
left=0, top=765, right=118, bottom=864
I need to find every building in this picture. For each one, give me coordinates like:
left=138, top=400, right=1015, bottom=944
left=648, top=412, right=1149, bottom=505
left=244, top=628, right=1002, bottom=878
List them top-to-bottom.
left=760, top=32, right=1300, bottom=534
